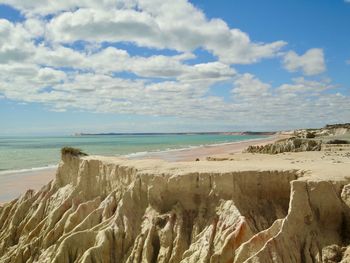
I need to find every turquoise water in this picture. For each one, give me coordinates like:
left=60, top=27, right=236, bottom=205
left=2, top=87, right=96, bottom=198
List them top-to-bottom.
left=0, top=134, right=266, bottom=173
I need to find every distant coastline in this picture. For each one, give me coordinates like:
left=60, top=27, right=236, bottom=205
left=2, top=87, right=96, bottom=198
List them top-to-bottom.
left=74, top=131, right=276, bottom=136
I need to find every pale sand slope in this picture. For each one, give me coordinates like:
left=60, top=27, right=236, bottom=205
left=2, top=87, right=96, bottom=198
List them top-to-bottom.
left=0, top=136, right=278, bottom=204
left=0, top=147, right=350, bottom=262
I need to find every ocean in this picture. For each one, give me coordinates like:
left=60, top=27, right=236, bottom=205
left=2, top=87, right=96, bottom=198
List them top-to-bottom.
left=0, top=134, right=267, bottom=174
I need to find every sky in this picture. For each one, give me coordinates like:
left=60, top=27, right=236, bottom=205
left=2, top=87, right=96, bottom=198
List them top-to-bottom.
left=0, top=0, right=349, bottom=135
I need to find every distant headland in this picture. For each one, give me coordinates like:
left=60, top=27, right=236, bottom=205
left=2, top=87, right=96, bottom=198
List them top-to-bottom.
left=73, top=131, right=277, bottom=136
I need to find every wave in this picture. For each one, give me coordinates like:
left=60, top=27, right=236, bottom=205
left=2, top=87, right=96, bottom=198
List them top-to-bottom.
left=124, top=146, right=198, bottom=158
left=0, top=164, right=58, bottom=177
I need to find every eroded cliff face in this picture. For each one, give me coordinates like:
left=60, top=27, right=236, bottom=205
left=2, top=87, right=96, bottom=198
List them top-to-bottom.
left=245, top=137, right=322, bottom=154
left=0, top=154, right=350, bottom=263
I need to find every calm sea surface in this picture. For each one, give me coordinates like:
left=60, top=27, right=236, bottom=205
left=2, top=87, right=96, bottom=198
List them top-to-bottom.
left=0, top=134, right=267, bottom=174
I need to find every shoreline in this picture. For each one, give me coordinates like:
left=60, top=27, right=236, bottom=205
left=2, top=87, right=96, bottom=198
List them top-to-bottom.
left=0, top=135, right=280, bottom=204
left=0, top=135, right=273, bottom=176
left=125, top=135, right=273, bottom=158
left=129, top=135, right=283, bottom=161
left=0, top=164, right=58, bottom=176
left=0, top=167, right=57, bottom=204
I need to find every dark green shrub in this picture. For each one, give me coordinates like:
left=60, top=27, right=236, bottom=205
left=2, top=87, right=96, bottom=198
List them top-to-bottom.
left=306, top=132, right=316, bottom=138
left=293, top=138, right=302, bottom=148
left=327, top=139, right=350, bottom=144
left=308, top=140, right=318, bottom=147
left=61, top=147, right=88, bottom=157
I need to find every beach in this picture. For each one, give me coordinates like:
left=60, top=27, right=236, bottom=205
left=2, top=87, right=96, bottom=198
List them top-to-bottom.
left=1, top=125, right=350, bottom=262
left=1, top=132, right=349, bottom=262
left=0, top=135, right=278, bottom=204
left=131, top=135, right=282, bottom=161
left=0, top=168, right=56, bottom=203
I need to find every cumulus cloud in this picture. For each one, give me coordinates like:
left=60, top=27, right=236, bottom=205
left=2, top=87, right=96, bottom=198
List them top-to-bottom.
left=0, top=0, right=348, bottom=130
left=0, top=0, right=134, bottom=15
left=2, top=0, right=286, bottom=64
left=46, top=6, right=286, bottom=64
left=0, top=19, right=35, bottom=63
left=283, top=48, right=326, bottom=76
left=1, top=59, right=348, bottom=128
left=232, top=73, right=270, bottom=98
left=230, top=75, right=349, bottom=126
left=278, top=77, right=333, bottom=95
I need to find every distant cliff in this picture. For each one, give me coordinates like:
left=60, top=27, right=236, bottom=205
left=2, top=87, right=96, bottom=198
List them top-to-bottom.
left=246, top=123, right=350, bottom=154
left=293, top=123, right=350, bottom=138
left=245, top=137, right=322, bottom=154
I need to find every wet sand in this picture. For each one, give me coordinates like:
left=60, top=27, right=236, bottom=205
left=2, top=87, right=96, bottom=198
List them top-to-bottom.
left=0, top=168, right=56, bottom=204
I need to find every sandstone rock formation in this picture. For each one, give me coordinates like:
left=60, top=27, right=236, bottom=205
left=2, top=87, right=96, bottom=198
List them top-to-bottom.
left=294, top=123, right=350, bottom=139
left=245, top=137, right=321, bottom=154
left=1, top=151, right=350, bottom=262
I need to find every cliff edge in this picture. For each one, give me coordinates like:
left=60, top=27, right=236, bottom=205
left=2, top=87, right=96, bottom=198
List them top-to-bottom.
left=1, top=150, right=350, bottom=262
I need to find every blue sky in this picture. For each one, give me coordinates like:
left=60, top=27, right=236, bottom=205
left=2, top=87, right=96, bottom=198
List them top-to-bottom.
left=0, top=0, right=349, bottom=135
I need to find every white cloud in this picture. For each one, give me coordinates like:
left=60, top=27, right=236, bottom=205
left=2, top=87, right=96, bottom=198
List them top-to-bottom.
left=0, top=0, right=348, bottom=130
left=0, top=0, right=286, bottom=64
left=0, top=0, right=136, bottom=15
left=0, top=0, right=285, bottom=64
left=38, top=1, right=285, bottom=64
left=0, top=19, right=35, bottom=63
left=33, top=45, right=236, bottom=81
left=34, top=45, right=87, bottom=68
left=88, top=47, right=236, bottom=81
left=283, top=48, right=326, bottom=76
left=1, top=59, right=348, bottom=128
left=0, top=63, right=67, bottom=100
left=36, top=67, right=67, bottom=84
left=232, top=73, right=270, bottom=98
left=230, top=75, right=350, bottom=126
left=278, top=77, right=333, bottom=95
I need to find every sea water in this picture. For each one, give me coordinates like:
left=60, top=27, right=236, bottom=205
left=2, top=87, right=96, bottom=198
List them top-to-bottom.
left=0, top=134, right=267, bottom=174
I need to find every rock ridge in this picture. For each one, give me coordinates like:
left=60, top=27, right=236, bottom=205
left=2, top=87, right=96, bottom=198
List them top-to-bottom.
left=0, top=154, right=350, bottom=262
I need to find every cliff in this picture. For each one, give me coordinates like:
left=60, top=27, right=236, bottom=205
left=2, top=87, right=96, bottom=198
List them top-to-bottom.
left=246, top=122, right=350, bottom=154
left=293, top=123, right=350, bottom=139
left=245, top=137, right=322, bottom=154
left=1, top=150, right=350, bottom=262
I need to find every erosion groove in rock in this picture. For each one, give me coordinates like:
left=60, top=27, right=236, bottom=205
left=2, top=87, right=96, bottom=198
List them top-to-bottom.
left=0, top=154, right=350, bottom=262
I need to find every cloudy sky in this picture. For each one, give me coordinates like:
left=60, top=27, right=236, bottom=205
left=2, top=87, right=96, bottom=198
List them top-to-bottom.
left=0, top=0, right=349, bottom=135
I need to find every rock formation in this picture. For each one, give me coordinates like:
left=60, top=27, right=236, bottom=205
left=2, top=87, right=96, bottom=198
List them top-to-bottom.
left=293, top=123, right=350, bottom=139
left=245, top=137, right=322, bottom=154
left=1, top=150, right=350, bottom=262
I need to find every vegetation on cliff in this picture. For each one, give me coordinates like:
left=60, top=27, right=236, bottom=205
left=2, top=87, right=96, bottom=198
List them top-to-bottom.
left=61, top=147, right=88, bottom=157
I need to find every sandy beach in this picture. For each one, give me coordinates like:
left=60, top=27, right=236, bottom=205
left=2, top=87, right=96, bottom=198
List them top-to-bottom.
left=1, top=126, right=350, bottom=262
left=135, top=135, right=283, bottom=161
left=0, top=136, right=278, bottom=204
left=1, top=137, right=349, bottom=262
left=0, top=168, right=56, bottom=204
